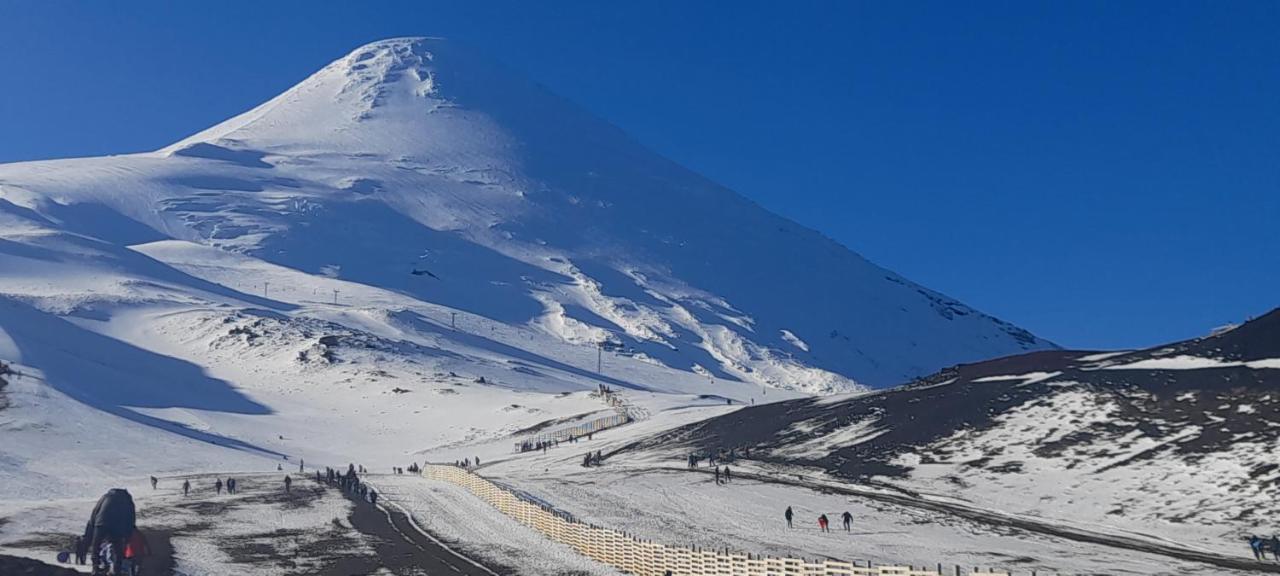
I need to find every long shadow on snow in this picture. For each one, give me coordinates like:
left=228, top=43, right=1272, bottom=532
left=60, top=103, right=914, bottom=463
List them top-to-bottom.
left=0, top=199, right=296, bottom=313
left=254, top=200, right=561, bottom=324
left=0, top=298, right=279, bottom=456
left=390, top=309, right=647, bottom=391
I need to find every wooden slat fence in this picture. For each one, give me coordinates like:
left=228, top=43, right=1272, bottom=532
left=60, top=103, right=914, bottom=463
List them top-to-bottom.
left=423, top=465, right=1015, bottom=576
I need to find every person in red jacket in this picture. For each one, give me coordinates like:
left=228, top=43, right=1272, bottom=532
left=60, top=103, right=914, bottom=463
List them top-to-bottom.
left=818, top=514, right=830, bottom=533
left=122, top=529, right=150, bottom=575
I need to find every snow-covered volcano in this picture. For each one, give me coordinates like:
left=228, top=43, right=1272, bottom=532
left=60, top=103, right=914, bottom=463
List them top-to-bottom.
left=0, top=37, right=1050, bottom=394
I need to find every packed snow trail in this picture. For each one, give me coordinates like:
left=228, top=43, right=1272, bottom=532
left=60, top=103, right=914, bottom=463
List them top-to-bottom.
left=649, top=463, right=1280, bottom=574
left=343, top=483, right=501, bottom=576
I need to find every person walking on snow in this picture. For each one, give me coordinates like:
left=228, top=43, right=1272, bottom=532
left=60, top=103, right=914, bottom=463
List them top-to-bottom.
left=714, top=466, right=721, bottom=485
left=724, top=466, right=732, bottom=483
left=284, top=475, right=292, bottom=493
left=149, top=476, right=157, bottom=490
left=215, top=478, right=223, bottom=495
left=228, top=478, right=236, bottom=494
left=182, top=480, right=190, bottom=497
left=369, top=490, right=378, bottom=506
left=784, top=506, right=794, bottom=529
left=842, top=511, right=852, bottom=532
left=818, top=514, right=830, bottom=533
left=1250, top=535, right=1264, bottom=560
left=1271, top=535, right=1280, bottom=561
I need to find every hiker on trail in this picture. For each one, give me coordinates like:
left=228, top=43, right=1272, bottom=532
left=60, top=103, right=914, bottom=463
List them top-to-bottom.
left=714, top=466, right=721, bottom=484
left=724, top=466, right=732, bottom=483
left=284, top=475, right=292, bottom=493
left=149, top=476, right=157, bottom=490
left=215, top=478, right=223, bottom=495
left=228, top=478, right=236, bottom=494
left=182, top=480, right=190, bottom=497
left=82, top=488, right=136, bottom=575
left=369, top=490, right=378, bottom=506
left=785, top=506, right=794, bottom=528
left=842, top=511, right=852, bottom=532
left=818, top=514, right=830, bottom=533
left=122, top=528, right=150, bottom=576
left=74, top=535, right=86, bottom=565
left=1250, top=535, right=1264, bottom=560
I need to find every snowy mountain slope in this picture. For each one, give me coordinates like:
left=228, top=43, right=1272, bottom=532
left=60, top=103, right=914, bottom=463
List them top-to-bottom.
left=0, top=37, right=1050, bottom=396
left=638, top=308, right=1280, bottom=558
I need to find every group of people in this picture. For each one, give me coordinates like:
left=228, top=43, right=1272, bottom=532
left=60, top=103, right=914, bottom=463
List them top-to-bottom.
left=519, top=435, right=591, bottom=454
left=581, top=450, right=604, bottom=467
left=454, top=457, right=481, bottom=468
left=391, top=463, right=420, bottom=474
left=322, top=464, right=378, bottom=505
left=154, top=475, right=240, bottom=497
left=72, top=488, right=149, bottom=576
left=784, top=506, right=855, bottom=533
left=1248, top=535, right=1280, bottom=560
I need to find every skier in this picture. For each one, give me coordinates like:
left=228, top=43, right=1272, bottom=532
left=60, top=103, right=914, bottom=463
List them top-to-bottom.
left=284, top=475, right=292, bottom=493
left=149, top=476, right=157, bottom=490
left=215, top=478, right=223, bottom=495
left=182, top=480, right=190, bottom=497
left=784, top=506, right=794, bottom=529
left=842, top=511, right=852, bottom=532
left=818, top=514, right=830, bottom=533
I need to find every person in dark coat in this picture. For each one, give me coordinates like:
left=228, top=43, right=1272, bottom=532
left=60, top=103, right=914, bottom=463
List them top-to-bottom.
left=284, top=475, right=292, bottom=493
left=149, top=476, right=157, bottom=490
left=215, top=478, right=223, bottom=495
left=182, top=480, right=190, bottom=496
left=83, top=489, right=136, bottom=574
left=369, top=490, right=378, bottom=506
left=784, top=506, right=794, bottom=528
left=842, top=511, right=853, bottom=532
left=73, top=535, right=87, bottom=565
left=1250, top=535, right=1264, bottom=560
left=1271, top=535, right=1280, bottom=561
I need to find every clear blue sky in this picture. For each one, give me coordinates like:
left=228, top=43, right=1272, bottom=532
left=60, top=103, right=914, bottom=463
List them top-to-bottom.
left=1, top=1, right=1275, bottom=350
